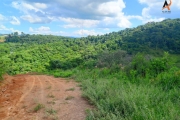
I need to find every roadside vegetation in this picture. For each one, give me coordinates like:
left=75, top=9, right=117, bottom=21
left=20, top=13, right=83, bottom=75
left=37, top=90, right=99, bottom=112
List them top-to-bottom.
left=0, top=19, right=180, bottom=119
left=72, top=52, right=180, bottom=119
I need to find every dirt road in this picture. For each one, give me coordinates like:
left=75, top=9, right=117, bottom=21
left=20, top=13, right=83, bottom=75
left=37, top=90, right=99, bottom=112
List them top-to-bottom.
left=0, top=74, right=91, bottom=120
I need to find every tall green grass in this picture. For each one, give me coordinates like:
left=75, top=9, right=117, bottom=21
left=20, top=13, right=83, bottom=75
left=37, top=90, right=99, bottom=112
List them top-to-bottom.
left=73, top=68, right=180, bottom=120
left=44, top=69, right=74, bottom=78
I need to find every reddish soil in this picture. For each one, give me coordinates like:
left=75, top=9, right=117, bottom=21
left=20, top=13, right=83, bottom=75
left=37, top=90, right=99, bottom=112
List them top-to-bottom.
left=0, top=74, right=91, bottom=120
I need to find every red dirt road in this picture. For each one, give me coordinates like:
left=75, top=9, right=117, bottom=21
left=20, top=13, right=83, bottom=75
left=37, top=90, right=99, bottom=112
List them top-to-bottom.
left=0, top=75, right=91, bottom=120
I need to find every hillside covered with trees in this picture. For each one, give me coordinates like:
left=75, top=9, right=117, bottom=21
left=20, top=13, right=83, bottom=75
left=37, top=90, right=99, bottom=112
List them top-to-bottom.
left=0, top=18, right=180, bottom=119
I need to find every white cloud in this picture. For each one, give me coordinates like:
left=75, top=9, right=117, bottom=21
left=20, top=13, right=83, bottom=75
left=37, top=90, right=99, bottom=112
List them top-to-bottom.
left=10, top=0, right=180, bottom=31
left=11, top=0, right=134, bottom=29
left=97, top=0, right=125, bottom=16
left=138, top=0, right=158, bottom=5
left=172, top=0, right=180, bottom=9
left=12, top=1, right=51, bottom=24
left=177, top=1, right=180, bottom=8
left=12, top=2, right=44, bottom=14
left=34, top=3, right=47, bottom=9
left=142, top=7, right=151, bottom=18
left=0, top=14, right=6, bottom=21
left=21, top=15, right=51, bottom=23
left=21, top=15, right=41, bottom=23
left=21, top=15, right=42, bottom=23
left=127, top=15, right=143, bottom=20
left=10, top=16, right=21, bottom=25
left=59, top=17, right=99, bottom=28
left=102, top=17, right=114, bottom=25
left=117, top=17, right=132, bottom=28
left=143, top=17, right=165, bottom=23
left=0, top=25, right=21, bottom=34
left=0, top=25, right=8, bottom=31
left=29, top=26, right=51, bottom=34
left=29, top=26, right=72, bottom=36
left=29, top=26, right=67, bottom=35
left=29, top=26, right=104, bottom=37
left=37, top=26, right=50, bottom=31
left=29, top=27, right=33, bottom=32
left=102, top=28, right=110, bottom=31
left=74, top=29, right=103, bottom=36
left=59, top=31, right=70, bottom=36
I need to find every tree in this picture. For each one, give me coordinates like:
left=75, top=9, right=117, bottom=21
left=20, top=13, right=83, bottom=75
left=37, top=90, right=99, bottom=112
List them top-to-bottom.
left=14, top=32, right=18, bottom=36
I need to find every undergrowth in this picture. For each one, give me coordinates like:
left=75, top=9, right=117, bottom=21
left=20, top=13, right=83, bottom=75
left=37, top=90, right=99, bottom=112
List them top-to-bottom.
left=73, top=68, right=180, bottom=120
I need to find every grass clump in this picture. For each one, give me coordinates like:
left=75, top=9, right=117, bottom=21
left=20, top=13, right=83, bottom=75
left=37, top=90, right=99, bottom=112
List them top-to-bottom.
left=45, top=69, right=74, bottom=78
left=46, top=86, right=52, bottom=90
left=65, top=87, right=75, bottom=91
left=47, top=93, right=55, bottom=98
left=65, top=96, right=74, bottom=100
left=47, top=101, right=56, bottom=105
left=33, top=103, right=44, bottom=112
left=46, top=108, right=57, bottom=115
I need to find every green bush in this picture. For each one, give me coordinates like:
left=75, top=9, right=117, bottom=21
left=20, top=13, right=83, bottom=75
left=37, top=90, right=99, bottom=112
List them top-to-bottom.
left=96, top=50, right=131, bottom=68
left=126, top=52, right=173, bottom=79
left=125, top=53, right=151, bottom=78
left=49, top=58, right=83, bottom=70
left=82, top=59, right=96, bottom=69
left=49, top=60, right=63, bottom=69
left=155, top=67, right=180, bottom=91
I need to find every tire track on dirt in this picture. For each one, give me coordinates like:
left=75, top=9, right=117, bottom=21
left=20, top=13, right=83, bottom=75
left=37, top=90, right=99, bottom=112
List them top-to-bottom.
left=6, top=76, right=35, bottom=119
left=16, top=76, right=35, bottom=106
left=36, top=76, right=44, bottom=101
left=42, top=76, right=54, bottom=90
left=46, top=76, right=90, bottom=120
left=48, top=76, right=66, bottom=90
left=0, top=86, right=8, bottom=96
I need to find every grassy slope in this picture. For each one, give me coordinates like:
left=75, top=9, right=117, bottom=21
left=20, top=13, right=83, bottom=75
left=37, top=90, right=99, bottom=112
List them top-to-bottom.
left=72, top=68, right=180, bottom=120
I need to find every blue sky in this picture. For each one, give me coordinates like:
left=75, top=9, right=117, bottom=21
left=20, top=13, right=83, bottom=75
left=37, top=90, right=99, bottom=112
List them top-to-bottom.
left=0, top=0, right=179, bottom=37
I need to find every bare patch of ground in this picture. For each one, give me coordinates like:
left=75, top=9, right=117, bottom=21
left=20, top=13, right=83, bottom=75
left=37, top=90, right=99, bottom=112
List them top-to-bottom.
left=0, top=75, right=91, bottom=120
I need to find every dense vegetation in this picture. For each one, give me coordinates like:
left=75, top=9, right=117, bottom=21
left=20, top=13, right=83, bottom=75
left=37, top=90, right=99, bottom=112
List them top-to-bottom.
left=0, top=18, right=180, bottom=119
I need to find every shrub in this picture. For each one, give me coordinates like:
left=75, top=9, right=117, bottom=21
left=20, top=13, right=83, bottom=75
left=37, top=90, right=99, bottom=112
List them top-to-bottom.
left=96, top=50, right=131, bottom=68
left=126, top=52, right=173, bottom=79
left=150, top=52, right=171, bottom=77
left=125, top=53, right=151, bottom=78
left=49, top=58, right=83, bottom=70
left=82, top=59, right=96, bottom=69
left=49, top=60, right=62, bottom=69
left=156, top=67, right=180, bottom=90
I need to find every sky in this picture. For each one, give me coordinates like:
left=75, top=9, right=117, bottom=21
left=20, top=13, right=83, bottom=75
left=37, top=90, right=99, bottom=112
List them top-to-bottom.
left=0, top=0, right=180, bottom=37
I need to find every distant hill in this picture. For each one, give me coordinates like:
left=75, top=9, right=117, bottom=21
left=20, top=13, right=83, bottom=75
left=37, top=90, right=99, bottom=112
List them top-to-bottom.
left=3, top=18, right=180, bottom=54
left=81, top=18, right=180, bottom=54
left=0, top=34, right=8, bottom=36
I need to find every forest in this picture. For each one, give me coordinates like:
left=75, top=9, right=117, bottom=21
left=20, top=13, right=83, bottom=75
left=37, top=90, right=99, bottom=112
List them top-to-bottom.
left=0, top=18, right=180, bottom=119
